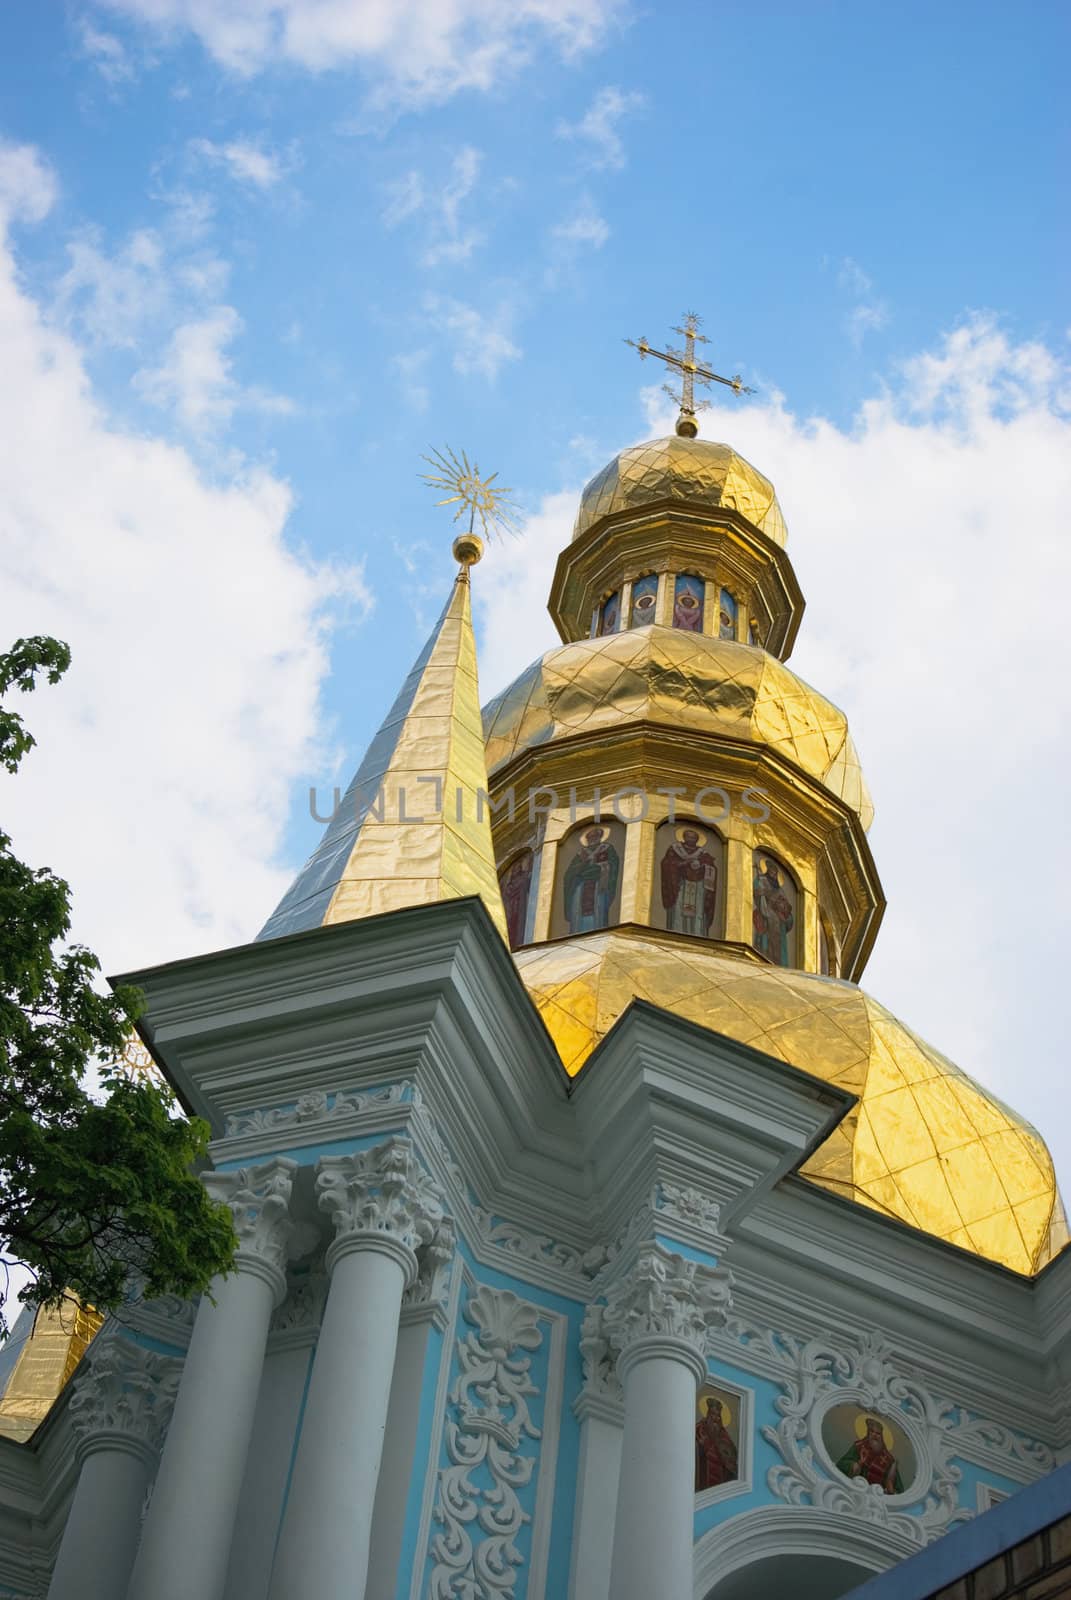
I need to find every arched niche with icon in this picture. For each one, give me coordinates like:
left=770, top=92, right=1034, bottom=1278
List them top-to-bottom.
left=629, top=572, right=659, bottom=627
left=673, top=573, right=705, bottom=632
left=550, top=819, right=625, bottom=939
left=651, top=820, right=723, bottom=940
left=498, top=846, right=536, bottom=951
left=752, top=849, right=798, bottom=968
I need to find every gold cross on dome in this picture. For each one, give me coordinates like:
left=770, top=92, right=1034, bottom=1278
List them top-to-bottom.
left=626, top=311, right=754, bottom=437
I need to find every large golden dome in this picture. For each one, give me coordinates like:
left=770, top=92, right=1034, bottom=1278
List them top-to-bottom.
left=573, top=436, right=788, bottom=546
left=483, top=625, right=874, bottom=829
left=514, top=929, right=1068, bottom=1276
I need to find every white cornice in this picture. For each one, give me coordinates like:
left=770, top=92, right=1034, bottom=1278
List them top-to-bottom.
left=112, top=898, right=1070, bottom=1434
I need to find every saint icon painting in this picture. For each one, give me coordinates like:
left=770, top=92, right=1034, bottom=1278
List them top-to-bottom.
left=558, top=822, right=623, bottom=935
left=656, top=822, right=720, bottom=938
left=499, top=849, right=534, bottom=951
left=752, top=851, right=796, bottom=967
left=695, top=1386, right=740, bottom=1492
left=823, top=1406, right=912, bottom=1497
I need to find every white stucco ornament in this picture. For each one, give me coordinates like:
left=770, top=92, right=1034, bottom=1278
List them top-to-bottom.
left=429, top=1285, right=544, bottom=1599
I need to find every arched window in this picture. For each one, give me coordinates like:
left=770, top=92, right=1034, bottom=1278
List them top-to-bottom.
left=629, top=572, right=659, bottom=627
left=673, top=573, right=704, bottom=631
left=718, top=588, right=738, bottom=640
left=596, top=591, right=620, bottom=636
left=551, top=819, right=625, bottom=938
left=651, top=819, right=723, bottom=940
left=499, top=848, right=535, bottom=951
left=752, top=850, right=797, bottom=968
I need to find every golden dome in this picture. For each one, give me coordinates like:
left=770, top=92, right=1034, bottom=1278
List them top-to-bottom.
left=573, top=436, right=788, bottom=547
left=483, top=625, right=873, bottom=829
left=514, top=930, right=1068, bottom=1276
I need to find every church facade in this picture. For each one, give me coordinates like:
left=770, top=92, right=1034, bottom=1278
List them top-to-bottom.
left=0, top=410, right=1068, bottom=1600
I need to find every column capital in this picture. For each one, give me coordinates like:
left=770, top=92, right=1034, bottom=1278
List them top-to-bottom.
left=316, top=1137, right=447, bottom=1286
left=204, top=1156, right=298, bottom=1302
left=402, top=1216, right=457, bottom=1328
left=602, top=1244, right=732, bottom=1383
left=576, top=1301, right=624, bottom=1424
left=67, top=1335, right=180, bottom=1468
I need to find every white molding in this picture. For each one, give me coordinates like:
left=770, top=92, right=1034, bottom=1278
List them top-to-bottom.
left=407, top=1261, right=464, bottom=1600
left=527, top=1306, right=568, bottom=1600
left=976, top=1481, right=1009, bottom=1512
left=692, top=1503, right=916, bottom=1598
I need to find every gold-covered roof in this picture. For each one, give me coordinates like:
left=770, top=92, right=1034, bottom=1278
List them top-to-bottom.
left=573, top=436, right=788, bottom=547
left=259, top=568, right=508, bottom=944
left=484, top=626, right=873, bottom=829
left=514, top=930, right=1068, bottom=1276
left=0, top=1300, right=102, bottom=1442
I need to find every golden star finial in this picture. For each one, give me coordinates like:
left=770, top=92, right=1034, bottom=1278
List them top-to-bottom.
left=420, top=447, right=521, bottom=570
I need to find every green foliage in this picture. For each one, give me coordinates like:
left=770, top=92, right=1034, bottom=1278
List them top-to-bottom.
left=0, top=638, right=236, bottom=1336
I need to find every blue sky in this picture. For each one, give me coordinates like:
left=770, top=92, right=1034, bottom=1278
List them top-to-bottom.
left=2, top=1, right=1071, bottom=1190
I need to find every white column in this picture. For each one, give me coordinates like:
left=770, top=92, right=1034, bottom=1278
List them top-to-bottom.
left=267, top=1137, right=446, bottom=1600
left=127, top=1157, right=296, bottom=1600
left=366, top=1221, right=455, bottom=1600
left=604, top=1245, right=732, bottom=1600
left=568, top=1306, right=624, bottom=1600
left=48, top=1338, right=178, bottom=1600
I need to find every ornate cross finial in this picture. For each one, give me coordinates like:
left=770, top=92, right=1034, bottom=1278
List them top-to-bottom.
left=626, top=312, right=754, bottom=438
left=420, top=445, right=521, bottom=572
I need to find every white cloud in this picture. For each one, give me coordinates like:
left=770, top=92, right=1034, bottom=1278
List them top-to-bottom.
left=95, top=0, right=624, bottom=104
left=79, top=19, right=136, bottom=83
left=556, top=84, right=644, bottom=170
left=190, top=136, right=291, bottom=190
left=0, top=141, right=370, bottom=974
left=0, top=144, right=57, bottom=225
left=423, top=146, right=483, bottom=265
left=383, top=147, right=485, bottom=266
left=382, top=169, right=425, bottom=229
left=550, top=195, right=609, bottom=249
left=57, top=227, right=172, bottom=347
left=838, top=256, right=888, bottom=347
left=425, top=293, right=521, bottom=381
left=133, top=304, right=294, bottom=430
left=475, top=316, right=1071, bottom=1193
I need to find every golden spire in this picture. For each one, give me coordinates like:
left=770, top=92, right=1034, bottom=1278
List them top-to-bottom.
left=626, top=311, right=753, bottom=437
left=258, top=486, right=510, bottom=945
left=0, top=1299, right=102, bottom=1442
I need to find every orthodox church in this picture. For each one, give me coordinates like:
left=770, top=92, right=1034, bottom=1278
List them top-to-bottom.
left=0, top=343, right=1069, bottom=1600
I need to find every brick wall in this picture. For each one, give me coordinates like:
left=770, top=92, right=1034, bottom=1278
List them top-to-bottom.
left=934, top=1512, right=1071, bottom=1600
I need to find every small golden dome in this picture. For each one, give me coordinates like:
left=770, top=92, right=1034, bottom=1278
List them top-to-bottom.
left=573, top=436, right=788, bottom=547
left=483, top=625, right=873, bottom=829
left=514, top=929, right=1068, bottom=1276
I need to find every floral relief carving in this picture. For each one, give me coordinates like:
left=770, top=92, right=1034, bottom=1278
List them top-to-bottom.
left=223, top=1081, right=413, bottom=1137
left=317, top=1136, right=446, bottom=1253
left=203, top=1156, right=297, bottom=1271
left=656, top=1181, right=721, bottom=1234
left=405, top=1217, right=457, bottom=1312
left=602, top=1245, right=733, bottom=1363
left=271, top=1270, right=329, bottom=1333
left=428, top=1285, right=544, bottom=1599
left=578, top=1302, right=623, bottom=1404
left=729, top=1323, right=1054, bottom=1546
left=68, top=1337, right=180, bottom=1456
